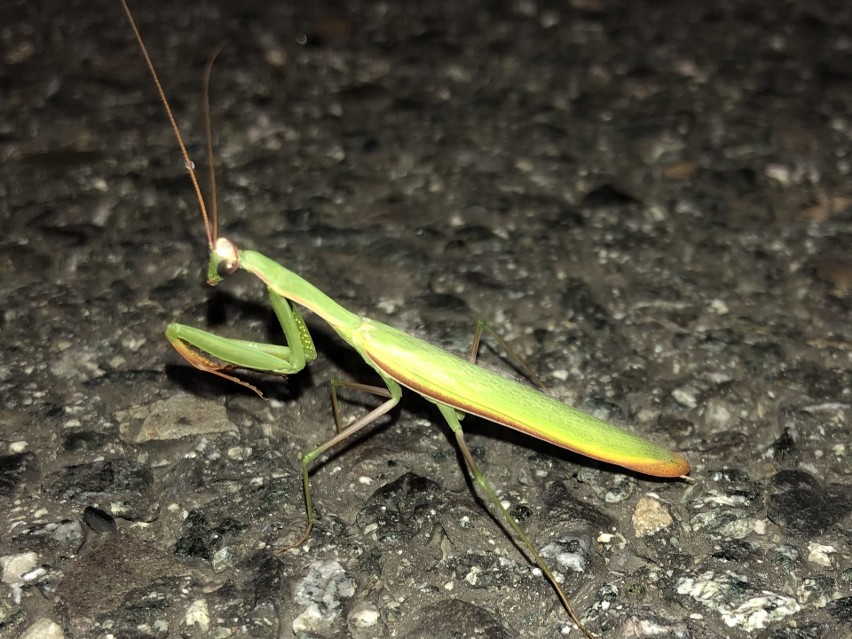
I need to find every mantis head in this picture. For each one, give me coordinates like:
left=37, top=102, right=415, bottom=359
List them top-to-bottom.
left=207, top=237, right=240, bottom=285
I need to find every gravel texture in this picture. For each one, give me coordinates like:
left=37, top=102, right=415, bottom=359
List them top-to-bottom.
left=1, top=0, right=850, bottom=638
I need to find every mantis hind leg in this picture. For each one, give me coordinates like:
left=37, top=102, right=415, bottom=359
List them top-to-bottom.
left=468, top=320, right=547, bottom=391
left=276, top=376, right=402, bottom=554
left=435, top=403, right=596, bottom=639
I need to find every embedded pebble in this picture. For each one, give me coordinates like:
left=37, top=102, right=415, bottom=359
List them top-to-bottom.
left=117, top=394, right=235, bottom=443
left=632, top=497, right=674, bottom=536
left=806, top=542, right=835, bottom=567
left=0, top=552, right=38, bottom=585
left=292, top=560, right=355, bottom=633
left=676, top=570, right=801, bottom=630
left=183, top=598, right=210, bottom=631
left=348, top=604, right=380, bottom=628
left=20, top=618, right=64, bottom=639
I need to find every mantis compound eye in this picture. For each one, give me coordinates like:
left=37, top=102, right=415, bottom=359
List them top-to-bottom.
left=214, top=237, right=240, bottom=277
left=217, top=257, right=238, bottom=278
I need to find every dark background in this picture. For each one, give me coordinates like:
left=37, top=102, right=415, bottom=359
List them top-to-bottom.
left=1, top=0, right=849, bottom=637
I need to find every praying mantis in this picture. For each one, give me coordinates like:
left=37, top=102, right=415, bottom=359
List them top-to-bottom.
left=120, top=2, right=691, bottom=636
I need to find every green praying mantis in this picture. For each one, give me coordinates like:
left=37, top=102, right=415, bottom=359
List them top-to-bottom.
left=120, top=2, right=691, bottom=636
